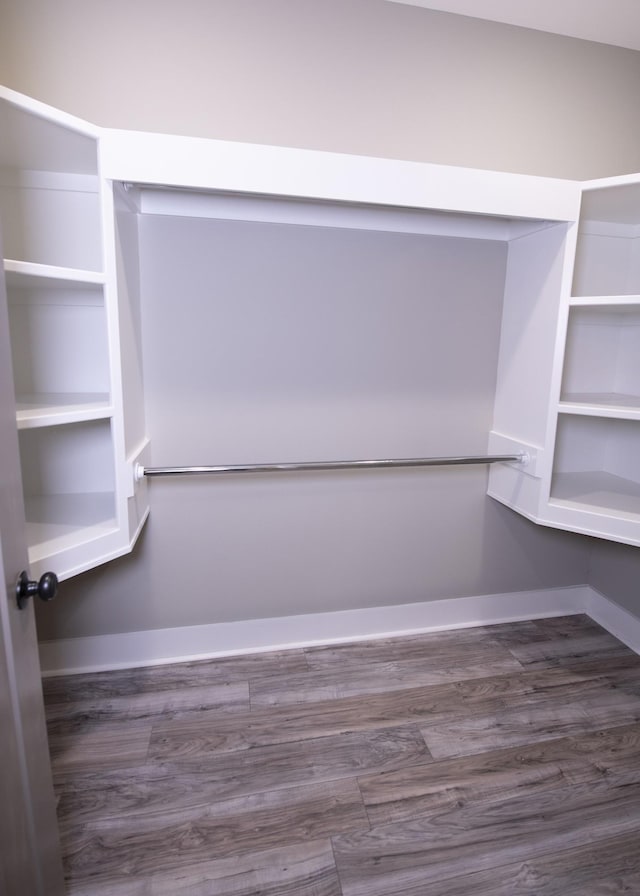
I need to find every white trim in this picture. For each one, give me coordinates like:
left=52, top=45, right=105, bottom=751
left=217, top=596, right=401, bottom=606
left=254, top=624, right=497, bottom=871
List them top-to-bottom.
left=0, top=85, right=98, bottom=137
left=100, top=129, right=580, bottom=226
left=134, top=187, right=558, bottom=243
left=40, top=585, right=595, bottom=676
left=585, top=587, right=640, bottom=655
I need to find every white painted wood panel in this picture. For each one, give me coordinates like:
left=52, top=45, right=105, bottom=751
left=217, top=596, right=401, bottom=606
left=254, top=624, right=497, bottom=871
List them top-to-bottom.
left=1, top=86, right=149, bottom=582
left=100, top=129, right=580, bottom=224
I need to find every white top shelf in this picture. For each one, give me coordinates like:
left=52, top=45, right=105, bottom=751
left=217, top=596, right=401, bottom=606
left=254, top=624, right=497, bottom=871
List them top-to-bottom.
left=0, top=86, right=98, bottom=175
left=101, top=130, right=582, bottom=226
left=579, top=180, right=640, bottom=228
left=4, top=259, right=105, bottom=288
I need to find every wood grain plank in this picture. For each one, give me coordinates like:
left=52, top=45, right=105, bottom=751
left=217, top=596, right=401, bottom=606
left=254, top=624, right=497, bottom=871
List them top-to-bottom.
left=486, top=615, right=604, bottom=648
left=529, top=615, right=609, bottom=640
left=303, top=627, right=516, bottom=669
left=507, top=632, right=638, bottom=670
left=43, top=650, right=308, bottom=704
left=250, top=653, right=523, bottom=707
left=151, top=666, right=601, bottom=760
left=148, top=677, right=512, bottom=759
left=45, top=681, right=250, bottom=732
left=421, top=685, right=640, bottom=759
left=358, top=721, right=640, bottom=826
left=48, top=722, right=152, bottom=773
left=56, top=725, right=431, bottom=825
left=333, top=780, right=640, bottom=896
left=63, top=781, right=365, bottom=886
left=382, top=831, right=640, bottom=895
left=64, top=839, right=342, bottom=896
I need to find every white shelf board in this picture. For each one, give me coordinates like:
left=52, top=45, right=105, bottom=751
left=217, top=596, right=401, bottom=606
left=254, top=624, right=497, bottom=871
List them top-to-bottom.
left=0, top=85, right=99, bottom=174
left=102, top=129, right=581, bottom=225
left=579, top=181, right=640, bottom=228
left=4, top=258, right=105, bottom=287
left=16, top=394, right=112, bottom=429
left=559, top=394, right=640, bottom=420
left=550, top=471, right=640, bottom=519
left=25, top=493, right=117, bottom=563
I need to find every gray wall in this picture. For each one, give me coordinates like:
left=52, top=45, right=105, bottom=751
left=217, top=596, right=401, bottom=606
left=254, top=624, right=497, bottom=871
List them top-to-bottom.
left=0, top=0, right=636, bottom=640
left=1, top=0, right=640, bottom=179
left=589, top=539, right=640, bottom=617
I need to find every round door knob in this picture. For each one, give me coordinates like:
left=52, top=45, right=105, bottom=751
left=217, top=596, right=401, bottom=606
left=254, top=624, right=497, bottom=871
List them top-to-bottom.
left=16, top=570, right=58, bottom=610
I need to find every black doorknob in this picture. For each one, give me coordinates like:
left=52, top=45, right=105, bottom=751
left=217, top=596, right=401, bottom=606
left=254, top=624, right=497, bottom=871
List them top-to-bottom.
left=16, top=570, right=58, bottom=610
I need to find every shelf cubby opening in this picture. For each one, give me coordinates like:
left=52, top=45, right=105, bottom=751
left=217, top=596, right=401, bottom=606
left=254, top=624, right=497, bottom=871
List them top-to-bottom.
left=0, top=96, right=99, bottom=175
left=0, top=97, right=102, bottom=271
left=0, top=172, right=103, bottom=272
left=572, top=182, right=640, bottom=297
left=7, top=281, right=110, bottom=425
left=560, top=304, right=640, bottom=415
left=551, top=415, right=640, bottom=517
left=18, top=420, right=117, bottom=561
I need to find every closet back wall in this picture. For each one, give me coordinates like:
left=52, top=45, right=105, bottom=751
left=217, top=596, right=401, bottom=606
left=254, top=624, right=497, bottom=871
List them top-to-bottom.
left=4, top=0, right=637, bottom=639
left=132, top=216, right=548, bottom=626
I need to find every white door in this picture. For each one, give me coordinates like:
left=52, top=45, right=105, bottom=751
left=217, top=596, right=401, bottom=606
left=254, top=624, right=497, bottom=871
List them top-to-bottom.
left=0, top=244, right=65, bottom=893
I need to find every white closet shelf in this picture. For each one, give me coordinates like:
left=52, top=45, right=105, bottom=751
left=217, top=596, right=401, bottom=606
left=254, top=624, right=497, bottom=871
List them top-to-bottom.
left=579, top=179, right=640, bottom=228
left=3, top=258, right=105, bottom=287
left=16, top=393, right=112, bottom=429
left=558, top=394, right=640, bottom=420
left=550, top=471, right=640, bottom=519
left=25, top=493, right=118, bottom=563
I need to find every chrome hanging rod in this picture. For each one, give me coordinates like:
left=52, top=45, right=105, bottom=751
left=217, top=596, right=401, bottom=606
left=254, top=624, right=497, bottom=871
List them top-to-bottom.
left=137, top=453, right=527, bottom=479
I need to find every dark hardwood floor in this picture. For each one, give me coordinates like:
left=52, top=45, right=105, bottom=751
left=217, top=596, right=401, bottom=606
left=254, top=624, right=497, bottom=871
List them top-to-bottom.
left=43, top=614, right=640, bottom=895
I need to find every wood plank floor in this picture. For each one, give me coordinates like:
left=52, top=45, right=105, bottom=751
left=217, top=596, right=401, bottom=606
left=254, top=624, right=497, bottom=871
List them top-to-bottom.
left=44, top=614, right=640, bottom=895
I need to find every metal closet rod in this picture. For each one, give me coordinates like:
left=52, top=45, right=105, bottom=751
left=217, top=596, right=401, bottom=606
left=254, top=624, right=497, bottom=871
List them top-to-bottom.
left=137, top=453, right=527, bottom=478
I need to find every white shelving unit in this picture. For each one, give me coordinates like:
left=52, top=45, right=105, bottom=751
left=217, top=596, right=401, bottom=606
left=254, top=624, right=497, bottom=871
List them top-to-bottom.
left=3, top=84, right=639, bottom=585
left=0, top=87, right=149, bottom=580
left=101, top=129, right=589, bottom=548
left=489, top=172, right=640, bottom=547
left=547, top=179, right=640, bottom=543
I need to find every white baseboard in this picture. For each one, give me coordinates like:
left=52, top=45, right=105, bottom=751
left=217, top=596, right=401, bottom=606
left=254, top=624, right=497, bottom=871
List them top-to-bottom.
left=39, top=584, right=601, bottom=676
left=585, top=587, right=640, bottom=656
